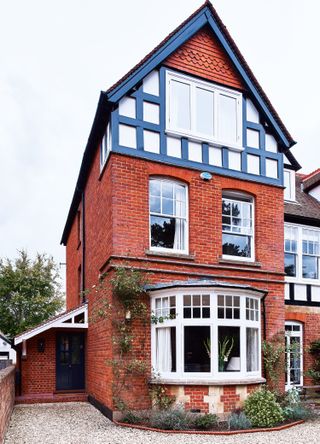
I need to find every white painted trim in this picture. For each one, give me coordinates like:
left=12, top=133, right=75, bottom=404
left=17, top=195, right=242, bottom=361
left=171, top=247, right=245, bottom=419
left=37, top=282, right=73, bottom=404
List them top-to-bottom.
left=165, top=70, right=243, bottom=150
left=284, top=169, right=296, bottom=202
left=150, top=288, right=262, bottom=383
left=15, top=305, right=88, bottom=345
left=285, top=321, right=303, bottom=390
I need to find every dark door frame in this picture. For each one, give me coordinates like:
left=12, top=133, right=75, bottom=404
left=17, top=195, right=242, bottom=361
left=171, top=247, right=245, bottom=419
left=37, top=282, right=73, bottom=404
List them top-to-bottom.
left=56, top=332, right=85, bottom=391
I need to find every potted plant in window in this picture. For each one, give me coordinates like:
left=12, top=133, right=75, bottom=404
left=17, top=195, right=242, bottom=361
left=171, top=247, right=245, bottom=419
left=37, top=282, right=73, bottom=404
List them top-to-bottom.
left=218, top=337, right=234, bottom=372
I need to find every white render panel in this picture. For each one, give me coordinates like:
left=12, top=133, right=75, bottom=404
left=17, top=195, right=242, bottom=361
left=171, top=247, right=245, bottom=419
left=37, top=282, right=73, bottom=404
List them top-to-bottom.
left=143, top=70, right=159, bottom=96
left=119, top=96, right=136, bottom=119
left=246, top=99, right=259, bottom=123
left=143, top=102, right=160, bottom=124
left=119, top=124, right=137, bottom=148
left=246, top=129, right=260, bottom=148
left=144, top=130, right=160, bottom=153
left=265, top=134, right=278, bottom=153
left=167, top=137, right=181, bottom=158
left=188, top=141, right=202, bottom=162
left=208, top=146, right=222, bottom=167
left=228, top=150, right=241, bottom=171
left=247, top=154, right=260, bottom=175
left=266, top=158, right=278, bottom=179
left=294, top=284, right=307, bottom=301
left=312, top=285, right=320, bottom=302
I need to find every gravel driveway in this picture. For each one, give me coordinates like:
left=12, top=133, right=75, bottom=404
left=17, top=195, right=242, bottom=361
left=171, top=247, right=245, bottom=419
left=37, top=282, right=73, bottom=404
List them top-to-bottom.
left=4, top=402, right=320, bottom=444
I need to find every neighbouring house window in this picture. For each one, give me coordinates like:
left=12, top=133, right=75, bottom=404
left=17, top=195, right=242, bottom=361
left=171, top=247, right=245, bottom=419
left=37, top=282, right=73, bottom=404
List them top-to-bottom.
left=166, top=71, right=242, bottom=149
left=100, top=122, right=112, bottom=168
left=284, top=169, right=296, bottom=201
left=149, top=178, right=188, bottom=253
left=222, top=193, right=254, bottom=260
left=77, top=210, right=81, bottom=245
left=284, top=224, right=320, bottom=281
left=284, top=226, right=298, bottom=277
left=302, top=229, right=320, bottom=279
left=151, top=289, right=261, bottom=381
left=285, top=322, right=303, bottom=388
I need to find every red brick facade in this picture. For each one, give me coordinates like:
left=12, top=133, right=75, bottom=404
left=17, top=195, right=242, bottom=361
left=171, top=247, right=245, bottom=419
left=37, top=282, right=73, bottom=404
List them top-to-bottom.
left=0, top=366, right=15, bottom=444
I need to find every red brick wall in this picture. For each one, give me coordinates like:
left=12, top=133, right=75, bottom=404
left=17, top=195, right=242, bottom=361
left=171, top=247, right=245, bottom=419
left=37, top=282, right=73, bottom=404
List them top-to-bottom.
left=165, top=26, right=244, bottom=90
left=66, top=201, right=82, bottom=310
left=285, top=307, right=320, bottom=385
left=20, top=330, right=56, bottom=395
left=0, top=366, right=15, bottom=444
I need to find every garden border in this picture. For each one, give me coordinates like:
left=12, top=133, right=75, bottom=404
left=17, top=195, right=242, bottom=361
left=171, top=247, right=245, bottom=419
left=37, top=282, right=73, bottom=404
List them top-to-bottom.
left=114, top=419, right=304, bottom=435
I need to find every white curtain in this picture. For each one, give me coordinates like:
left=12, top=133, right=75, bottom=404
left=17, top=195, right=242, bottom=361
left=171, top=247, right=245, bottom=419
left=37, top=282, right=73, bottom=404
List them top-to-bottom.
left=156, top=328, right=172, bottom=373
left=247, top=328, right=258, bottom=372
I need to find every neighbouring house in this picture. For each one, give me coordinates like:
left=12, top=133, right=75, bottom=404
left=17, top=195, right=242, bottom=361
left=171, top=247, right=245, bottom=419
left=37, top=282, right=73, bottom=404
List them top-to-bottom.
left=15, top=1, right=317, bottom=417
left=283, top=169, right=320, bottom=389
left=0, top=333, right=16, bottom=364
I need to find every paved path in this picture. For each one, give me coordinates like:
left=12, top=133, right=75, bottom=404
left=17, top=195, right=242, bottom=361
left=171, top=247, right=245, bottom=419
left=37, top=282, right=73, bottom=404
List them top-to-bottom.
left=5, top=402, right=320, bottom=444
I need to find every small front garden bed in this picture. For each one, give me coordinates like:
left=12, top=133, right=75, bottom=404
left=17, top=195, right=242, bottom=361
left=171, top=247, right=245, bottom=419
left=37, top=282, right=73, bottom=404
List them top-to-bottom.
left=115, top=387, right=314, bottom=435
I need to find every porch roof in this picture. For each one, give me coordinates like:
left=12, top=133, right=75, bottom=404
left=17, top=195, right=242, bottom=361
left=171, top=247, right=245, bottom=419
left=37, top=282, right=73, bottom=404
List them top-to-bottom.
left=14, top=304, right=88, bottom=345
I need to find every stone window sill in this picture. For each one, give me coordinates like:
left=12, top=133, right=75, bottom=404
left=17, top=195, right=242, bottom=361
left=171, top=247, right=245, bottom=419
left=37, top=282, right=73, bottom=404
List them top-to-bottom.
left=145, top=250, right=196, bottom=261
left=218, top=257, right=262, bottom=268
left=149, top=377, right=266, bottom=386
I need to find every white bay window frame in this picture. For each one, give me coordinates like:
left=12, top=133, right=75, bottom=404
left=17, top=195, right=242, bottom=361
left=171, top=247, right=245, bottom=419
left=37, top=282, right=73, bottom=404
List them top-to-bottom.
left=166, top=71, right=243, bottom=150
left=285, top=223, right=320, bottom=283
left=151, top=288, right=262, bottom=383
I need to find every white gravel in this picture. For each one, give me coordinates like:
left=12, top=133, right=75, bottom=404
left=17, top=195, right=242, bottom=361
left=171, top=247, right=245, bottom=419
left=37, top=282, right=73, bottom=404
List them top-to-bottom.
left=4, top=402, right=320, bottom=444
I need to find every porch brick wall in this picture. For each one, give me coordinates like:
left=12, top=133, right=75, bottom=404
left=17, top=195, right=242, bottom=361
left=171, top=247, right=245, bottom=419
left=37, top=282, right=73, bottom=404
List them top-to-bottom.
left=0, top=366, right=15, bottom=444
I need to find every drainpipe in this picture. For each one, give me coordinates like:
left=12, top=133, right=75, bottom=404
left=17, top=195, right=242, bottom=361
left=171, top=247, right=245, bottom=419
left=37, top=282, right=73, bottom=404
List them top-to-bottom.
left=81, top=191, right=86, bottom=302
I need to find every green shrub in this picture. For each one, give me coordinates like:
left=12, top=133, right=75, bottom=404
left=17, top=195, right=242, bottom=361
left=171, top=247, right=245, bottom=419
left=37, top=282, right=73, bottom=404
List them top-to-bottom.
left=244, top=389, right=284, bottom=428
left=283, top=405, right=314, bottom=421
left=150, top=408, right=192, bottom=430
left=228, top=410, right=252, bottom=430
left=121, top=411, right=143, bottom=424
left=193, top=413, right=218, bottom=430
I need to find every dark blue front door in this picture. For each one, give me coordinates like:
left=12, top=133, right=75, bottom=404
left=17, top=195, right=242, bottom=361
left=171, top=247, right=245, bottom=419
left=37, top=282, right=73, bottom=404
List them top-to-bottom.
left=56, top=333, right=85, bottom=391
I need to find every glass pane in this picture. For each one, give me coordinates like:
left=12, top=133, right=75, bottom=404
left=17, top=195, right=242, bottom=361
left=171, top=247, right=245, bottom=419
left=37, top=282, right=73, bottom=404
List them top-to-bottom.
left=170, top=80, right=191, bottom=130
left=195, top=87, right=214, bottom=136
left=219, top=94, right=237, bottom=145
left=150, top=180, right=160, bottom=197
left=162, top=181, right=174, bottom=199
left=150, top=196, right=161, bottom=213
left=162, top=198, right=174, bottom=215
left=222, top=200, right=231, bottom=216
left=150, top=216, right=175, bottom=249
left=222, top=233, right=251, bottom=257
left=285, top=253, right=296, bottom=276
left=302, top=255, right=318, bottom=279
left=184, top=295, right=191, bottom=306
left=193, top=295, right=200, bottom=306
left=202, top=295, right=210, bottom=306
left=218, top=295, right=224, bottom=306
left=170, top=296, right=175, bottom=307
left=226, top=296, right=232, bottom=306
left=234, top=296, right=240, bottom=307
left=183, top=307, right=191, bottom=318
left=193, top=307, right=201, bottom=318
left=202, top=307, right=210, bottom=318
left=218, top=307, right=224, bottom=319
left=226, top=308, right=232, bottom=319
left=234, top=308, right=240, bottom=319
left=184, top=326, right=210, bottom=372
left=218, top=326, right=240, bottom=372
left=247, top=328, right=259, bottom=372
left=72, top=336, right=81, bottom=365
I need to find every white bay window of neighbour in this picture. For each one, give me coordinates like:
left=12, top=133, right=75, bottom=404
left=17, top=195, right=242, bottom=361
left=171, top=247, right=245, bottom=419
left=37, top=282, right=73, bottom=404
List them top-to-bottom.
left=166, top=71, right=242, bottom=149
left=149, top=178, right=187, bottom=253
left=152, top=291, right=261, bottom=380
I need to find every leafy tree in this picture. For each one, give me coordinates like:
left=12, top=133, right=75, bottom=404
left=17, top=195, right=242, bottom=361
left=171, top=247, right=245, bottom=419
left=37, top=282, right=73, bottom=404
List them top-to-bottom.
left=0, top=250, right=64, bottom=338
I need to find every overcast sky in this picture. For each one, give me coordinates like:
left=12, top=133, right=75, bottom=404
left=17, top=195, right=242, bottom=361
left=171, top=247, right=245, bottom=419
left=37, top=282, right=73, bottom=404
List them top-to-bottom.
left=1, top=0, right=319, bottom=286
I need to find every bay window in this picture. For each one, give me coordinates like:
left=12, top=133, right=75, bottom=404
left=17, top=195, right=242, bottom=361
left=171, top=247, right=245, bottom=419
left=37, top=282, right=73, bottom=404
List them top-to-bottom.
left=166, top=71, right=242, bottom=149
left=100, top=122, right=112, bottom=168
left=149, top=178, right=188, bottom=253
left=222, top=193, right=254, bottom=260
left=285, top=224, right=320, bottom=281
left=151, top=289, right=262, bottom=381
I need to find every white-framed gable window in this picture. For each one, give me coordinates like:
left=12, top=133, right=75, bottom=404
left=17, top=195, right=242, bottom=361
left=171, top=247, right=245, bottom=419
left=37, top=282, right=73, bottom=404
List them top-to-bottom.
left=166, top=71, right=243, bottom=150
left=100, top=122, right=112, bottom=169
left=284, top=169, right=296, bottom=201
left=149, top=178, right=188, bottom=253
left=222, top=192, right=254, bottom=261
left=285, top=223, right=320, bottom=281
left=151, top=288, right=262, bottom=381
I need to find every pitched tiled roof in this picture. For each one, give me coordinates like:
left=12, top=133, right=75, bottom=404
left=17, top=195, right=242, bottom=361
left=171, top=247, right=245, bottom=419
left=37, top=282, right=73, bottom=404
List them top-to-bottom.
left=302, top=169, right=320, bottom=192
left=284, top=173, right=320, bottom=225
left=15, top=303, right=87, bottom=341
